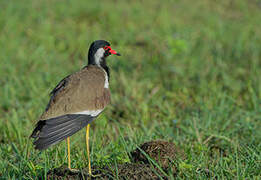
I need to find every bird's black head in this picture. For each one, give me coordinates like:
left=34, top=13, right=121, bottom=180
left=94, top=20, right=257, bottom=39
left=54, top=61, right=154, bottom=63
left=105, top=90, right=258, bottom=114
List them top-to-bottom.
left=88, top=40, right=120, bottom=67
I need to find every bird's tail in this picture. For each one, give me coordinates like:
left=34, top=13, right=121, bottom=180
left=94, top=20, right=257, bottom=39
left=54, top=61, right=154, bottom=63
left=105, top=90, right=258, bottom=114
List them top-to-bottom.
left=30, top=114, right=95, bottom=150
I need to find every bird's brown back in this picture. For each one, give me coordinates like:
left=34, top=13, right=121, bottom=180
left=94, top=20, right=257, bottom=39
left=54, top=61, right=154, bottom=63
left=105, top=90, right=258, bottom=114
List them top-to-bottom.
left=40, top=65, right=110, bottom=120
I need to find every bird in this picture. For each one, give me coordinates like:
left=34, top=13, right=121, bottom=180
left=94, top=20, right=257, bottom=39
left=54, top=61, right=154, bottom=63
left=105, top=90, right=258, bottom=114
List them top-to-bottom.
left=30, top=40, right=120, bottom=175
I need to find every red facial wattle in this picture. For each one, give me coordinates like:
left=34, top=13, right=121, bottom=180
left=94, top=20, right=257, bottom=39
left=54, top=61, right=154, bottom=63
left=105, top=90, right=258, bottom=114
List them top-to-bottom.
left=104, top=46, right=121, bottom=56
left=109, top=49, right=118, bottom=55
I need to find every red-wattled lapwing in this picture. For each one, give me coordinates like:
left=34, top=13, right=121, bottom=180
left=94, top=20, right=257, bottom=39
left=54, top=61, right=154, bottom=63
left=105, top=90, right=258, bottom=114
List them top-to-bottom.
left=30, top=40, right=120, bottom=175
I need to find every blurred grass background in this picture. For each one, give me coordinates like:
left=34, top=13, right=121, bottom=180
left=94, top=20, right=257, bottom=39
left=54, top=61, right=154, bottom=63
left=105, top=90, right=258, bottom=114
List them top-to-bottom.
left=0, top=0, right=261, bottom=179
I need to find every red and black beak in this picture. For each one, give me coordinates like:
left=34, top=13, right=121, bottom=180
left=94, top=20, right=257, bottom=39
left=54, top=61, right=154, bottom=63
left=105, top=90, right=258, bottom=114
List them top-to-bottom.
left=104, top=46, right=121, bottom=56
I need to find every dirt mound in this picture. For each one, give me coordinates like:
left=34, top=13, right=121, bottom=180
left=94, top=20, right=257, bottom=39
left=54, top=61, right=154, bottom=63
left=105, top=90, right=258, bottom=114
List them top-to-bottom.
left=45, top=140, right=185, bottom=179
left=130, top=140, right=184, bottom=173
left=46, top=163, right=165, bottom=180
left=117, top=163, right=165, bottom=180
left=46, top=165, right=113, bottom=180
left=46, top=166, right=83, bottom=180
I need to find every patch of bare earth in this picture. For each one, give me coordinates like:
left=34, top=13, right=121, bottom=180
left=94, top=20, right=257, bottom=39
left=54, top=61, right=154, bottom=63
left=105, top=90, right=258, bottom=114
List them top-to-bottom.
left=45, top=140, right=185, bottom=179
left=131, top=140, right=185, bottom=175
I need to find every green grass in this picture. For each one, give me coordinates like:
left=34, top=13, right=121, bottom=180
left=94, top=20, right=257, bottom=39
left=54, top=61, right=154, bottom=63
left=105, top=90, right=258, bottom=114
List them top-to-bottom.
left=0, top=0, right=261, bottom=179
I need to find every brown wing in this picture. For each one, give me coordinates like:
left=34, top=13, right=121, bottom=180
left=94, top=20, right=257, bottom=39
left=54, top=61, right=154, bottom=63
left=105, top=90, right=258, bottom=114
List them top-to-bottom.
left=40, top=65, right=110, bottom=120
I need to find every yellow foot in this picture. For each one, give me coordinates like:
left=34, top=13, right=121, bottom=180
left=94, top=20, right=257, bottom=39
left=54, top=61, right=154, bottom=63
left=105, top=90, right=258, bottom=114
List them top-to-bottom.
left=67, top=168, right=80, bottom=173
left=89, top=173, right=102, bottom=178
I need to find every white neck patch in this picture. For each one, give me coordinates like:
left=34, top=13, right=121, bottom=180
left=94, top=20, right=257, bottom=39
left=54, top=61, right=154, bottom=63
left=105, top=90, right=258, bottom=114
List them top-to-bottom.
left=94, top=48, right=105, bottom=66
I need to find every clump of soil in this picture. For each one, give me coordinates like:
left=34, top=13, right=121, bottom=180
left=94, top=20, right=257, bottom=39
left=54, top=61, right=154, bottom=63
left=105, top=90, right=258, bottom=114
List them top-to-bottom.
left=45, top=140, right=185, bottom=179
left=130, top=140, right=185, bottom=173
left=46, top=163, right=166, bottom=180
left=116, top=163, right=165, bottom=180
left=46, top=165, right=113, bottom=180
left=46, top=166, right=83, bottom=180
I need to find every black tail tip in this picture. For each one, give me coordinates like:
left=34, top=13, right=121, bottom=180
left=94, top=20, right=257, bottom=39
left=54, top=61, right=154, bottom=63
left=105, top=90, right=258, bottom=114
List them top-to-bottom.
left=30, top=120, right=46, bottom=139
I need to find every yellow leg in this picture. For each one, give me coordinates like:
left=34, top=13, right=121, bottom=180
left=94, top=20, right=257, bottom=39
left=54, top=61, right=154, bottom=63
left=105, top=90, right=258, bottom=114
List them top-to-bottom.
left=86, top=124, right=91, bottom=175
left=67, top=137, right=71, bottom=169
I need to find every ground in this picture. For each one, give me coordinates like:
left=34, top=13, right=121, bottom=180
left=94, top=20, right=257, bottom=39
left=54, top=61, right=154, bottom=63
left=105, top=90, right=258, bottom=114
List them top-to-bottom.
left=0, top=0, right=261, bottom=179
left=46, top=141, right=183, bottom=179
